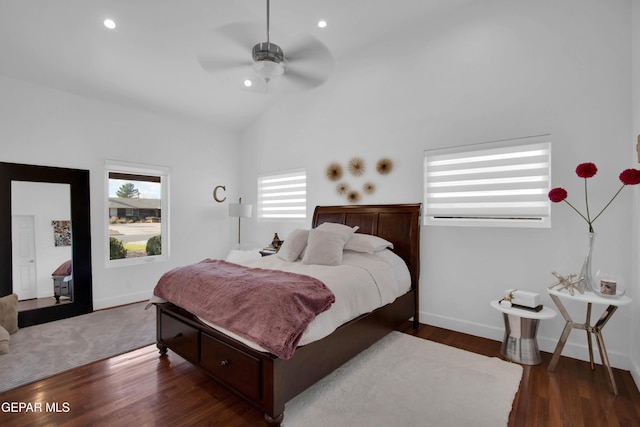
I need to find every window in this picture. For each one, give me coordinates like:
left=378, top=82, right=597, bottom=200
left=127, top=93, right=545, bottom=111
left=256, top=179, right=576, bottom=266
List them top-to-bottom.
left=423, top=135, right=551, bottom=228
left=105, top=160, right=170, bottom=266
left=257, top=168, right=307, bottom=221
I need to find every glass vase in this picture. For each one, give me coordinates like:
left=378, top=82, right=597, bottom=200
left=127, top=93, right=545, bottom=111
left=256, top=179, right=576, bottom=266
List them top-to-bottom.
left=578, top=232, right=595, bottom=294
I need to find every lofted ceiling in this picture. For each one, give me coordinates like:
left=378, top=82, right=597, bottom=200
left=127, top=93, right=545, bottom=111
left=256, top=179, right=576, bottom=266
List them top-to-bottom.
left=0, top=0, right=473, bottom=132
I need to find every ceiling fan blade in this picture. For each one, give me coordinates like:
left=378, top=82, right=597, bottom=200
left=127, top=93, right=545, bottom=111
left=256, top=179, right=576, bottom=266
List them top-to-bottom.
left=196, top=22, right=259, bottom=75
left=214, top=22, right=262, bottom=51
left=279, top=33, right=333, bottom=90
left=284, top=34, right=332, bottom=64
left=197, top=54, right=249, bottom=74
left=282, top=67, right=329, bottom=90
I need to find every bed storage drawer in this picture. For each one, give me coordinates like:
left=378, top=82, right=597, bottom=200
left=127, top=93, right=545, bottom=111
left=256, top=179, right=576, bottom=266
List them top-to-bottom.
left=160, top=312, right=199, bottom=362
left=201, top=333, right=262, bottom=400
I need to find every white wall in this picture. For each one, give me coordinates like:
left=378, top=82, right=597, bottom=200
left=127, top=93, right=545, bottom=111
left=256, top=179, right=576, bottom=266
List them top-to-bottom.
left=240, top=0, right=636, bottom=370
left=630, top=0, right=640, bottom=391
left=0, top=75, right=241, bottom=309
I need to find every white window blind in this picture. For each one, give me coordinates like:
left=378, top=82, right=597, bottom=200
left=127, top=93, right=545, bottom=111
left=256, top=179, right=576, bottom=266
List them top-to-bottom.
left=423, top=135, right=551, bottom=228
left=258, top=168, right=307, bottom=220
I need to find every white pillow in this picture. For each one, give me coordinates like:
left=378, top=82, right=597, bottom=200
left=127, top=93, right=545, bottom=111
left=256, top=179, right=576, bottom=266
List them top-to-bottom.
left=316, top=222, right=359, bottom=241
left=276, top=229, right=310, bottom=262
left=302, top=229, right=347, bottom=266
left=345, top=233, right=394, bottom=253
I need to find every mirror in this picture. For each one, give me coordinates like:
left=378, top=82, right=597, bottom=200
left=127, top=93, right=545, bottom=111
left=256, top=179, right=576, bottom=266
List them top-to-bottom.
left=0, top=162, right=93, bottom=327
left=12, top=181, right=73, bottom=310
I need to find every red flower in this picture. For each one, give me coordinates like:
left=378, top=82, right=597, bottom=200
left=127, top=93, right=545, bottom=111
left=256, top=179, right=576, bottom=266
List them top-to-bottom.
left=551, top=162, right=635, bottom=232
left=576, top=163, right=597, bottom=178
left=619, top=168, right=640, bottom=185
left=548, top=188, right=568, bottom=203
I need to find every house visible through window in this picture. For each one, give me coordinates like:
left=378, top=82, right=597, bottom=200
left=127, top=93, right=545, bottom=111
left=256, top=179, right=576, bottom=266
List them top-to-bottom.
left=423, top=135, right=551, bottom=228
left=105, top=160, right=169, bottom=266
left=257, top=168, right=307, bottom=221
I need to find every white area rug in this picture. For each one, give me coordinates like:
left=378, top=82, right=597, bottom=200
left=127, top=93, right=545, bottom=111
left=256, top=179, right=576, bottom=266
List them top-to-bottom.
left=0, top=302, right=155, bottom=394
left=284, top=331, right=522, bottom=427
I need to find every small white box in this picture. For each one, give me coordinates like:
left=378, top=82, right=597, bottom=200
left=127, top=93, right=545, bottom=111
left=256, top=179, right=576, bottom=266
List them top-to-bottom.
left=504, top=289, right=540, bottom=308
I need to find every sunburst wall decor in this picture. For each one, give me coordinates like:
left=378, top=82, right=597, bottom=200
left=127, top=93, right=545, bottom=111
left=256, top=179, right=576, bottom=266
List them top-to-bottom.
left=325, top=156, right=392, bottom=203
left=348, top=157, right=366, bottom=176
left=376, top=158, right=393, bottom=175
left=326, top=163, right=343, bottom=181
left=336, top=182, right=349, bottom=195
left=363, top=182, right=376, bottom=194
left=347, top=190, right=361, bottom=202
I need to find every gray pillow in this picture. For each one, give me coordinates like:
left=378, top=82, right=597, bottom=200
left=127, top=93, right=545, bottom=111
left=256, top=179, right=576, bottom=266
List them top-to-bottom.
left=316, top=222, right=359, bottom=240
left=276, top=229, right=310, bottom=262
left=302, top=229, right=348, bottom=266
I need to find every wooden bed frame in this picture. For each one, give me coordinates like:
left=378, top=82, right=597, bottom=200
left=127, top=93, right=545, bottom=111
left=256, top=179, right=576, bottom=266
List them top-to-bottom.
left=154, top=203, right=421, bottom=426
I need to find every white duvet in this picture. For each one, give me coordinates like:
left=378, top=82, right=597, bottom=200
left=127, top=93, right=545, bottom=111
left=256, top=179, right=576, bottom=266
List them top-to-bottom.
left=196, top=249, right=411, bottom=352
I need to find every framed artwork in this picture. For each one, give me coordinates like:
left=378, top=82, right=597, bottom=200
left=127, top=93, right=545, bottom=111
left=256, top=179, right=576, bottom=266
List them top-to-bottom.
left=52, top=220, right=71, bottom=247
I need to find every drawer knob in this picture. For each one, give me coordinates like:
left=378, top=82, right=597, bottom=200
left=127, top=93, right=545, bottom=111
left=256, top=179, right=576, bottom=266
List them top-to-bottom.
left=220, top=359, right=231, bottom=366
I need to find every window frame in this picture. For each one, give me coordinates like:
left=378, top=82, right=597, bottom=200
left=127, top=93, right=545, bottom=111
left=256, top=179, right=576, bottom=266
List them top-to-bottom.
left=423, top=135, right=551, bottom=228
left=104, top=160, right=170, bottom=267
left=257, top=168, right=307, bottom=222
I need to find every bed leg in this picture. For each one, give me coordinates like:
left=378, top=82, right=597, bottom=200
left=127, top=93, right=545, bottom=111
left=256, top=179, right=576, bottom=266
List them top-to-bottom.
left=412, top=314, right=419, bottom=329
left=156, top=341, right=168, bottom=355
left=264, top=412, right=283, bottom=427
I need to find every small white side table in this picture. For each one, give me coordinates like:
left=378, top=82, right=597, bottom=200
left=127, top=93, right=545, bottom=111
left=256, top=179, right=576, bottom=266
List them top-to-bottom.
left=547, top=288, right=632, bottom=395
left=490, top=300, right=557, bottom=365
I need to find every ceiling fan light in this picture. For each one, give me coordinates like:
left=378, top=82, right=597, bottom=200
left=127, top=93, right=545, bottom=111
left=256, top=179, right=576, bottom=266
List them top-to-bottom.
left=103, top=18, right=116, bottom=29
left=251, top=41, right=285, bottom=81
left=252, top=60, right=285, bottom=81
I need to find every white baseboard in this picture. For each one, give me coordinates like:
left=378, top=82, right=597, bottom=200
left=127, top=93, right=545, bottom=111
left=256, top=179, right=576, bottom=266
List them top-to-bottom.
left=93, top=291, right=151, bottom=310
left=420, top=310, right=631, bottom=371
left=631, top=358, right=640, bottom=393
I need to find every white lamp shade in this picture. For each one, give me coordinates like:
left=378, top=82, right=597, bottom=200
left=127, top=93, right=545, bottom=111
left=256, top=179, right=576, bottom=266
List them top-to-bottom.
left=252, top=60, right=285, bottom=81
left=229, top=203, right=252, bottom=218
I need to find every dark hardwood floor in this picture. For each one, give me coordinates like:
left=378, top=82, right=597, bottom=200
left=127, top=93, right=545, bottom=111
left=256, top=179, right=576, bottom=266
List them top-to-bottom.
left=1, top=323, right=638, bottom=426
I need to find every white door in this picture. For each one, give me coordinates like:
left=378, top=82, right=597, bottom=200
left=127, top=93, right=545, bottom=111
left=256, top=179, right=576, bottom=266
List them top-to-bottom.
left=11, top=215, right=37, bottom=300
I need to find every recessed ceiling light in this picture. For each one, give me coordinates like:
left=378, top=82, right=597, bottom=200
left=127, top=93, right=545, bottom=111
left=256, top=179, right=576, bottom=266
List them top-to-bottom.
left=103, top=18, right=116, bottom=29
left=317, top=20, right=327, bottom=29
left=244, top=79, right=253, bottom=87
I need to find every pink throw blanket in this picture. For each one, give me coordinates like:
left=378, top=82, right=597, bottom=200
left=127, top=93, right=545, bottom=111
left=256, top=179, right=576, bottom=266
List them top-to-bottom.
left=153, top=259, right=335, bottom=359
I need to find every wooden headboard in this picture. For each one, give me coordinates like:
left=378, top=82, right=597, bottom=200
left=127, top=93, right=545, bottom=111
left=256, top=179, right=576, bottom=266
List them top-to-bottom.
left=312, top=204, right=422, bottom=290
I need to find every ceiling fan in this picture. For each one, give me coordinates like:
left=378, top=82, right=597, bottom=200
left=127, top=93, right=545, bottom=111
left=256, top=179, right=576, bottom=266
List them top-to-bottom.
left=198, top=0, right=333, bottom=92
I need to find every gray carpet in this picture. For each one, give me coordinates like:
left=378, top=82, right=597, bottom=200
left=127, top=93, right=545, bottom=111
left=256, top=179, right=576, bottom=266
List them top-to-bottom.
left=0, top=301, right=155, bottom=394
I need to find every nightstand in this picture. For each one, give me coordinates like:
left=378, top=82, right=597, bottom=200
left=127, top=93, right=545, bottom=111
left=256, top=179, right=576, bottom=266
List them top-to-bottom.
left=547, top=288, right=631, bottom=395
left=490, top=300, right=557, bottom=365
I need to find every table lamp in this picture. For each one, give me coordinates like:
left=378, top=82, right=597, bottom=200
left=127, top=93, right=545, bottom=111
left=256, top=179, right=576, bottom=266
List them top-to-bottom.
left=228, top=197, right=252, bottom=246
